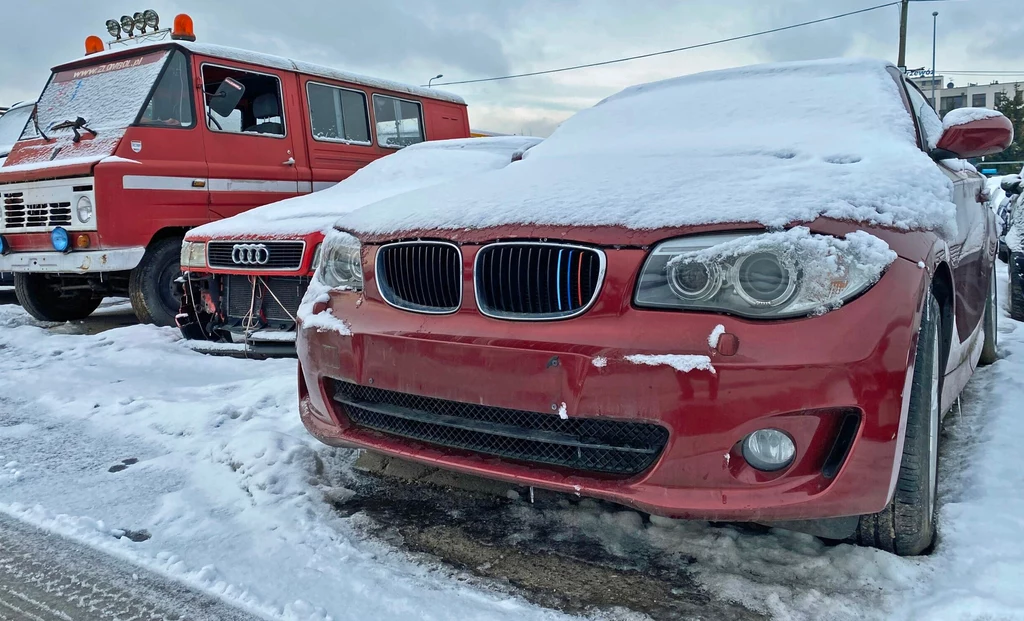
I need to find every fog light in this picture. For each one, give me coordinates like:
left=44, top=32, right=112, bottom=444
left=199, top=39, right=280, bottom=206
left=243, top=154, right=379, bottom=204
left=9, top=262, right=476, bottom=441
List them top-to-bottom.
left=51, top=227, right=70, bottom=252
left=75, top=234, right=90, bottom=249
left=0, top=235, right=9, bottom=256
left=742, top=429, right=796, bottom=472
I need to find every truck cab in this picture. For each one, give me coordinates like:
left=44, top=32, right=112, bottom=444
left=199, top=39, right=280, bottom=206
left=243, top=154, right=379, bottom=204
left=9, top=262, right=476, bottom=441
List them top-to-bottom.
left=0, top=14, right=469, bottom=325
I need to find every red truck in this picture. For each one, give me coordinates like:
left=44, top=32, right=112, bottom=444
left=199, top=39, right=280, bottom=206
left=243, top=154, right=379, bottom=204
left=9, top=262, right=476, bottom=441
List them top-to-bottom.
left=0, top=13, right=469, bottom=325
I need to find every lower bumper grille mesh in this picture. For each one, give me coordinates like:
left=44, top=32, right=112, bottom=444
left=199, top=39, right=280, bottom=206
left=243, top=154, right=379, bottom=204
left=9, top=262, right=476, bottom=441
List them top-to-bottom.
left=331, top=381, right=668, bottom=476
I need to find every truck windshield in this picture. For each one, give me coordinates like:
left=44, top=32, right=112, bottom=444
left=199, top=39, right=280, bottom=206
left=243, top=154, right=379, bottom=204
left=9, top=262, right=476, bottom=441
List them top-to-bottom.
left=24, top=49, right=170, bottom=140
left=0, top=104, right=33, bottom=156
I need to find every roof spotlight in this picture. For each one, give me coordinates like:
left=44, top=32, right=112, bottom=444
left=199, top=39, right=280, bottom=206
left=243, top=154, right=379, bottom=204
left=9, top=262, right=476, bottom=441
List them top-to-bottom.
left=143, top=9, right=159, bottom=30
left=133, top=12, right=146, bottom=33
left=120, top=15, right=135, bottom=36
left=105, top=19, right=122, bottom=39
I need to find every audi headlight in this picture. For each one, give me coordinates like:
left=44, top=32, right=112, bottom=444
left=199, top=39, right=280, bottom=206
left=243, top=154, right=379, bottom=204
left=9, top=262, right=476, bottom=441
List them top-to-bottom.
left=634, top=227, right=896, bottom=318
left=316, top=231, right=363, bottom=290
left=180, top=241, right=207, bottom=269
left=311, top=243, right=323, bottom=271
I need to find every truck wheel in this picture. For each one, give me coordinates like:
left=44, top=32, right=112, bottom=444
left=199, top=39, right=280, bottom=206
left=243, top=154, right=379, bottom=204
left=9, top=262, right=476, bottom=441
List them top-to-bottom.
left=129, top=237, right=183, bottom=327
left=1010, top=252, right=1024, bottom=322
left=979, top=267, right=998, bottom=365
left=14, top=274, right=102, bottom=322
left=857, top=291, right=942, bottom=556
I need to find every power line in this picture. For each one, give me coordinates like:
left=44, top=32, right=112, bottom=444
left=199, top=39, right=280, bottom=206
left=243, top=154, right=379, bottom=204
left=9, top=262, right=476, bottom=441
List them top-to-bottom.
left=429, top=1, right=910, bottom=87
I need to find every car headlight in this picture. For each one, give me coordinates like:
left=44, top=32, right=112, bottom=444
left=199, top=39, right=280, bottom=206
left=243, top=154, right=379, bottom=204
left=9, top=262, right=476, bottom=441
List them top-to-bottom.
left=76, top=196, right=93, bottom=223
left=634, top=227, right=896, bottom=318
left=316, top=231, right=363, bottom=290
left=180, top=241, right=207, bottom=269
left=311, top=243, right=323, bottom=271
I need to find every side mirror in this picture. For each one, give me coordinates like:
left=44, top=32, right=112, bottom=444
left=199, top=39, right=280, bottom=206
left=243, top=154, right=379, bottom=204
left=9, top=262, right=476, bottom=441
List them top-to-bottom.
left=208, top=77, right=245, bottom=118
left=932, top=108, right=1014, bottom=160
left=1003, top=175, right=1023, bottom=196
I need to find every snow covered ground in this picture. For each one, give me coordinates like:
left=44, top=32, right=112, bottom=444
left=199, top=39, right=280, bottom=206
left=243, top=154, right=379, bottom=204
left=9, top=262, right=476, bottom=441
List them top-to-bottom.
left=0, top=265, right=1022, bottom=620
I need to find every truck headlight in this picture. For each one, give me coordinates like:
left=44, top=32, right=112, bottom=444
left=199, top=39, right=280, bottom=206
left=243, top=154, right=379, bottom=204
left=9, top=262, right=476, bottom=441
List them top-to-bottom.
left=76, top=196, right=94, bottom=223
left=634, top=227, right=896, bottom=318
left=316, top=231, right=362, bottom=290
left=180, top=241, right=207, bottom=269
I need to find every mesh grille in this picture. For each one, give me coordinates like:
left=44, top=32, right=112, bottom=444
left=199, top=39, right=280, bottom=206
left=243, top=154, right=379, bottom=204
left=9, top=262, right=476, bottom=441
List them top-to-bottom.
left=208, top=241, right=306, bottom=270
left=376, top=242, right=461, bottom=313
left=476, top=243, right=603, bottom=320
left=332, top=381, right=668, bottom=476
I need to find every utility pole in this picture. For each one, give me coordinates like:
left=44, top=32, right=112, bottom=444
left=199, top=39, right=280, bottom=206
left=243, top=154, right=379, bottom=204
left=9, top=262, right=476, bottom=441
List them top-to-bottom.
left=897, top=0, right=909, bottom=70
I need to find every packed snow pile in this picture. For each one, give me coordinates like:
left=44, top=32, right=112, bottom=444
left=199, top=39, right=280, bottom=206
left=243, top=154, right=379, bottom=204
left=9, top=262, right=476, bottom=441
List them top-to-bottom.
left=340, top=58, right=959, bottom=238
left=941, top=107, right=1004, bottom=127
left=189, top=137, right=540, bottom=240
left=297, top=270, right=353, bottom=336
left=625, top=354, right=716, bottom=374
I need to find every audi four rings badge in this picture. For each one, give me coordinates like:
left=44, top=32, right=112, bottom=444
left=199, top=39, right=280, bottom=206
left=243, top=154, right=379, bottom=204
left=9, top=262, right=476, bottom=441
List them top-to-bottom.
left=232, top=244, right=270, bottom=265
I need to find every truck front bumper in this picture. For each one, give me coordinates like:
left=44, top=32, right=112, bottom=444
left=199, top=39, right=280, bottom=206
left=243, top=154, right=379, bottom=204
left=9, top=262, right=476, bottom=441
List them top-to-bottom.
left=0, top=247, right=145, bottom=273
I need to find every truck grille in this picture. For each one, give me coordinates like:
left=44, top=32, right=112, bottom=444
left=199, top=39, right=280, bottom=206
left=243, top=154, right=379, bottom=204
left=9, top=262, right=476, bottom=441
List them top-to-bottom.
left=2, top=192, right=72, bottom=228
left=208, top=241, right=306, bottom=270
left=375, top=242, right=461, bottom=313
left=475, top=243, right=604, bottom=320
left=223, top=275, right=308, bottom=323
left=331, top=381, right=669, bottom=476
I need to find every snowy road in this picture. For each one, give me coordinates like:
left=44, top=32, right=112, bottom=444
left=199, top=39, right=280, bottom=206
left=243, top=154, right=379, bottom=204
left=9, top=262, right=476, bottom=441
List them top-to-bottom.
left=0, top=266, right=1022, bottom=620
left=0, top=512, right=262, bottom=620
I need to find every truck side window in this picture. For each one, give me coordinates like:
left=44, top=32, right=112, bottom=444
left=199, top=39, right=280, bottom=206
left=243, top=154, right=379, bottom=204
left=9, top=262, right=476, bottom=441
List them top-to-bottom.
left=139, top=51, right=194, bottom=128
left=201, top=64, right=285, bottom=138
left=306, top=82, right=370, bottom=144
left=372, top=95, right=424, bottom=148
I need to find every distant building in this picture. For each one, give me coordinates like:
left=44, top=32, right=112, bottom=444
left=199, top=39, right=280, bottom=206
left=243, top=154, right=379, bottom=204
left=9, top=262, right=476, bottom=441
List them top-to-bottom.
left=909, top=74, right=1024, bottom=119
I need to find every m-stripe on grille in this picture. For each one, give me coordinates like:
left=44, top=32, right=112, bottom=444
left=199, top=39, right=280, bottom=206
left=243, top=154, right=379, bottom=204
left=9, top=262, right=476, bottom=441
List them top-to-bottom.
left=475, top=243, right=604, bottom=320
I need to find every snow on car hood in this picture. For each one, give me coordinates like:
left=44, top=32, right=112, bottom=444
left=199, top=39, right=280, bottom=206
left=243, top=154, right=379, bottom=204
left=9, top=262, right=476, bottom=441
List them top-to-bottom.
left=339, top=58, right=958, bottom=239
left=187, top=136, right=541, bottom=241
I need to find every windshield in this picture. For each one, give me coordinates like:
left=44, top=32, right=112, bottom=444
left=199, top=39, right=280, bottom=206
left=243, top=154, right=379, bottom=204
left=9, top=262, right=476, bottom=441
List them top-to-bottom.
left=25, top=49, right=170, bottom=140
left=0, top=105, right=33, bottom=156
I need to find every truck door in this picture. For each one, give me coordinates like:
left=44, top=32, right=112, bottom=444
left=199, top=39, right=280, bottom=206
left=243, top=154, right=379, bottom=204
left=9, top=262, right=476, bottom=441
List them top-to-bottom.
left=198, top=61, right=310, bottom=221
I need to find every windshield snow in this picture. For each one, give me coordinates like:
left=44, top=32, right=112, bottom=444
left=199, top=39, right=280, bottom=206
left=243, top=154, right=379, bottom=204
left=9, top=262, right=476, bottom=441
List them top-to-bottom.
left=27, top=50, right=169, bottom=139
left=0, top=104, right=33, bottom=156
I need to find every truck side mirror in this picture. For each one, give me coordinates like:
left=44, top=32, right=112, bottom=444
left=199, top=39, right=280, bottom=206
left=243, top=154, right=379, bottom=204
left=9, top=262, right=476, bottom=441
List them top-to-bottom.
left=208, top=77, right=245, bottom=118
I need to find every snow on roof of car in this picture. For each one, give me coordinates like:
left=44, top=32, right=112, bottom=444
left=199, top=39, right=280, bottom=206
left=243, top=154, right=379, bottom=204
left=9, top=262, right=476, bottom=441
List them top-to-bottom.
left=69, top=41, right=465, bottom=105
left=338, top=58, right=960, bottom=238
left=186, top=136, right=542, bottom=240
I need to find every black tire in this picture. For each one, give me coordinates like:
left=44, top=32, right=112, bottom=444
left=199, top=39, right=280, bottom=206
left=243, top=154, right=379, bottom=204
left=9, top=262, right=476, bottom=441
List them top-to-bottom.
left=129, top=237, right=184, bottom=327
left=1010, top=252, right=1024, bottom=322
left=979, top=266, right=999, bottom=365
left=14, top=273, right=102, bottom=322
left=857, top=291, right=942, bottom=556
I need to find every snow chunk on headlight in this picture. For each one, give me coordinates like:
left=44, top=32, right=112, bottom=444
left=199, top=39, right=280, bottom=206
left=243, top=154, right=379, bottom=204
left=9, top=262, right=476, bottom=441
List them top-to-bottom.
left=635, top=227, right=897, bottom=318
left=315, top=230, right=363, bottom=291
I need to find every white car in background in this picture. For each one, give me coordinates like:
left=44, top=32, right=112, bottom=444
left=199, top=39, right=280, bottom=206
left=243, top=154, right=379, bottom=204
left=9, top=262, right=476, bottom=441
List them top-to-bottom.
left=0, top=100, right=35, bottom=287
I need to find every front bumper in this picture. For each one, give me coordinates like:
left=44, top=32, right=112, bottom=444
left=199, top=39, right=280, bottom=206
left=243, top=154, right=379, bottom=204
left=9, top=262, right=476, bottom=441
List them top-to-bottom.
left=0, top=246, right=145, bottom=273
left=297, top=256, right=926, bottom=522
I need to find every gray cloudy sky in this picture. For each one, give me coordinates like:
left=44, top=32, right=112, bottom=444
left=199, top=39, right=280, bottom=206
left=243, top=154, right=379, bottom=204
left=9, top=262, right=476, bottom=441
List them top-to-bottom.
left=2, top=0, right=1021, bottom=136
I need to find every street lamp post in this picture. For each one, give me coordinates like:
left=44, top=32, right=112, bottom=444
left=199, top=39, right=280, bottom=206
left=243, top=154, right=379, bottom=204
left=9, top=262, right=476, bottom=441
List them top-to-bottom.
left=932, top=11, right=939, bottom=113
left=428, top=74, right=443, bottom=88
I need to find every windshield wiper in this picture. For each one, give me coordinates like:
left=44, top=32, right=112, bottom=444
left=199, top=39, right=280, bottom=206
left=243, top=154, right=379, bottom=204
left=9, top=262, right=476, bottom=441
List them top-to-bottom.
left=31, top=108, right=50, bottom=142
left=50, top=117, right=97, bottom=143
